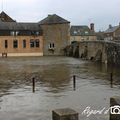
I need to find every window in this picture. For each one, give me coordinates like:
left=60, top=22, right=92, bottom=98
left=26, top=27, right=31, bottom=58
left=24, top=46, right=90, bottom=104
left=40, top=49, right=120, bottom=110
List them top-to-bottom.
left=11, top=31, right=15, bottom=36
left=11, top=31, right=19, bottom=36
left=16, top=31, right=19, bottom=36
left=31, top=31, right=39, bottom=36
left=31, top=31, right=35, bottom=35
left=36, top=31, right=39, bottom=35
left=74, top=31, right=77, bottom=34
left=85, top=31, right=88, bottom=34
left=111, top=36, right=113, bottom=40
left=72, top=37, right=75, bottom=41
left=81, top=37, right=84, bottom=41
left=86, top=37, right=89, bottom=41
left=104, top=37, right=107, bottom=41
left=108, top=37, right=110, bottom=41
left=23, top=39, right=26, bottom=48
left=30, top=39, right=34, bottom=47
left=36, top=39, right=39, bottom=47
left=5, top=40, right=7, bottom=48
left=13, top=40, right=17, bottom=48
left=49, top=43, right=54, bottom=49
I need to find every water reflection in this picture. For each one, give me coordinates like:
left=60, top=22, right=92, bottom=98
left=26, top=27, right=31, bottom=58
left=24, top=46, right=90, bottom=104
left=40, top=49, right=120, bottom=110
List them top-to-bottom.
left=0, top=56, right=120, bottom=120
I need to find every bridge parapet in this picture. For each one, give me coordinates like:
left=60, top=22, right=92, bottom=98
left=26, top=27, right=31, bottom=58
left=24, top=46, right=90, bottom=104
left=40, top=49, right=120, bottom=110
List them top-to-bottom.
left=64, top=40, right=120, bottom=66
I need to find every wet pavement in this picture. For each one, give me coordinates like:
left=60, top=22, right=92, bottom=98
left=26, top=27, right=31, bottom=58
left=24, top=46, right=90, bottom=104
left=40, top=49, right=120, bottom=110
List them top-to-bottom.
left=0, top=56, right=120, bottom=120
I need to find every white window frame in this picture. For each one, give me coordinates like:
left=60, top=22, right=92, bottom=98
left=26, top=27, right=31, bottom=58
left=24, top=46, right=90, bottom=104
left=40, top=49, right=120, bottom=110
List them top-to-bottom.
left=11, top=31, right=15, bottom=36
left=16, top=31, right=19, bottom=36
left=74, top=31, right=77, bottom=34
left=85, top=31, right=88, bottom=34
left=111, top=36, right=113, bottom=40
left=72, top=37, right=75, bottom=41
left=81, top=37, right=84, bottom=41
left=49, top=43, right=54, bottom=49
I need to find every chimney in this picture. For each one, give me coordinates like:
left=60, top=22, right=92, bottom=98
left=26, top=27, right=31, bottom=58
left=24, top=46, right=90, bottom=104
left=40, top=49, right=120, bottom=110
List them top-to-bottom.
left=48, top=14, right=52, bottom=17
left=90, top=23, right=94, bottom=32
left=109, top=24, right=112, bottom=28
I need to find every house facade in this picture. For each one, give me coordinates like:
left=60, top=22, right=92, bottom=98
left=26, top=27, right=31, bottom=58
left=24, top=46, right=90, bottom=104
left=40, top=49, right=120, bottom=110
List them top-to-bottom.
left=0, top=12, right=71, bottom=56
left=38, top=14, right=70, bottom=55
left=0, top=22, right=43, bottom=57
left=70, top=23, right=97, bottom=44
left=104, top=23, right=120, bottom=41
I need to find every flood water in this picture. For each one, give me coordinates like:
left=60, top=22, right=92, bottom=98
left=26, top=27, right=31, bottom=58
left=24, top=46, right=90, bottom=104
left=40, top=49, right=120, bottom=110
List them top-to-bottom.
left=0, top=56, right=120, bottom=120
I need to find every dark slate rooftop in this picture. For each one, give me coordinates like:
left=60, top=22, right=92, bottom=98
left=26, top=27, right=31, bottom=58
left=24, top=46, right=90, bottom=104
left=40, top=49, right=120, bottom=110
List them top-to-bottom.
left=38, top=14, right=70, bottom=25
left=0, top=22, right=42, bottom=30
left=70, top=26, right=96, bottom=36
left=104, top=26, right=119, bottom=33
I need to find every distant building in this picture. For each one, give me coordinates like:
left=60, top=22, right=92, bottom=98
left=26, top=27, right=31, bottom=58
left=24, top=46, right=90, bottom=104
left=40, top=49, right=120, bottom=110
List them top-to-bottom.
left=0, top=11, right=16, bottom=22
left=38, top=14, right=70, bottom=55
left=0, top=22, right=43, bottom=57
left=70, top=23, right=97, bottom=44
left=104, top=23, right=120, bottom=41
left=96, top=31, right=104, bottom=40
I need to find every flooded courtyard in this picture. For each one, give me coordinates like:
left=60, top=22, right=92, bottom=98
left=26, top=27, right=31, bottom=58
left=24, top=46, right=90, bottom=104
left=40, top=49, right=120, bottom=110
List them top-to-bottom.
left=0, top=56, right=120, bottom=120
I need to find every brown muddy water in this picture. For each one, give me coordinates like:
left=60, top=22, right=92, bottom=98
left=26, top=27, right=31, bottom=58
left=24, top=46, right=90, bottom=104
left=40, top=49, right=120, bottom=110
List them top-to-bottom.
left=0, top=56, right=120, bottom=120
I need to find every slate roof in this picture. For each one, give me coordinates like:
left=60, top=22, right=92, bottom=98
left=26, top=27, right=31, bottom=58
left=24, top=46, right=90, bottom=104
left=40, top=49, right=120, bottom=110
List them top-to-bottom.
left=38, top=14, right=70, bottom=25
left=0, top=22, right=42, bottom=30
left=70, top=26, right=96, bottom=36
left=104, top=26, right=119, bottom=33
left=95, top=32, right=103, bottom=40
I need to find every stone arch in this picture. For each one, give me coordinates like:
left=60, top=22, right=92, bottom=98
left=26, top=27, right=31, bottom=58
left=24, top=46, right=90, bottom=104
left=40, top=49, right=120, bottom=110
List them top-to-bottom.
left=73, top=45, right=79, bottom=58
left=68, top=46, right=73, bottom=56
left=92, top=50, right=102, bottom=62
left=81, top=54, right=84, bottom=58
left=90, top=57, right=94, bottom=61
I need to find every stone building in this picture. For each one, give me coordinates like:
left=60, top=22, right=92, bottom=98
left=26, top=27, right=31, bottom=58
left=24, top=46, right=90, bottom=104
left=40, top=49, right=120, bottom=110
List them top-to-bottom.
left=0, top=11, right=16, bottom=22
left=38, top=14, right=70, bottom=55
left=0, top=22, right=43, bottom=57
left=70, top=23, right=97, bottom=44
left=104, top=23, right=120, bottom=41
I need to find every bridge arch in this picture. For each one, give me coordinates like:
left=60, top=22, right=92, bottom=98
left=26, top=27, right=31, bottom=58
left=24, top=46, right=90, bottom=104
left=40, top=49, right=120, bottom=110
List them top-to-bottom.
left=65, top=41, right=120, bottom=66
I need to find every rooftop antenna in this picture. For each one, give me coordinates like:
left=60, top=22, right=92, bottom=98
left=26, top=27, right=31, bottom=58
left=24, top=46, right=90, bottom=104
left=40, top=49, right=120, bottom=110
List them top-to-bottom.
left=2, top=0, right=3, bottom=11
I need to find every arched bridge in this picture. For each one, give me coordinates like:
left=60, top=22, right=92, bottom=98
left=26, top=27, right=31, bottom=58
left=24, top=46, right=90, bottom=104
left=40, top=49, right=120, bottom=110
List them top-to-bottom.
left=64, top=41, right=120, bottom=66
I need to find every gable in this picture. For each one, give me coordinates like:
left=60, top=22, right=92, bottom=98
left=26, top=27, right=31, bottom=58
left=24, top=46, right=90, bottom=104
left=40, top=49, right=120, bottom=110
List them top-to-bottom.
left=0, top=11, right=16, bottom=22
left=38, top=14, right=70, bottom=25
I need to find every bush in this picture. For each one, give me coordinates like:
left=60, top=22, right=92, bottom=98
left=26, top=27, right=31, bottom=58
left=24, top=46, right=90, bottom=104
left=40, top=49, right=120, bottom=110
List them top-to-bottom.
left=71, top=41, right=78, bottom=44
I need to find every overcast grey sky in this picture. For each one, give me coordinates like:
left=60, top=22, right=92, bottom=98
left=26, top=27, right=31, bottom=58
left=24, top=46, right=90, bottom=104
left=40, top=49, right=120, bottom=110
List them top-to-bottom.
left=1, top=0, right=120, bottom=32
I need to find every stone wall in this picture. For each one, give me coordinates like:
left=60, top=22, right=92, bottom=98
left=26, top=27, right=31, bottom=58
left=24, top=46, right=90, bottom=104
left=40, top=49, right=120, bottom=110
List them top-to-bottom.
left=41, top=23, right=70, bottom=55
left=115, top=27, right=120, bottom=36
left=65, top=41, right=120, bottom=66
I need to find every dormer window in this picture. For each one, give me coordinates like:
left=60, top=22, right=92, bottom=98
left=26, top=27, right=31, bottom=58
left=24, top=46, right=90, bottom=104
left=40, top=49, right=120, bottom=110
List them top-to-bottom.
left=11, top=31, right=19, bottom=36
left=11, top=31, right=15, bottom=36
left=16, top=31, right=19, bottom=36
left=31, top=31, right=39, bottom=36
left=36, top=31, right=39, bottom=35
left=74, top=31, right=77, bottom=34
left=85, top=31, right=88, bottom=34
